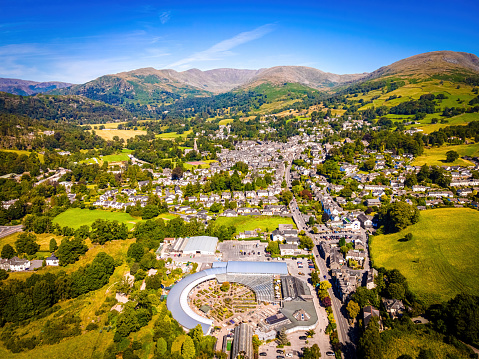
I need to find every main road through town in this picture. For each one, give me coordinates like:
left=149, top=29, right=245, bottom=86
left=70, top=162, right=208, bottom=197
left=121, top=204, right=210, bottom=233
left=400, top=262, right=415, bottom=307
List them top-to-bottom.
left=286, top=159, right=355, bottom=358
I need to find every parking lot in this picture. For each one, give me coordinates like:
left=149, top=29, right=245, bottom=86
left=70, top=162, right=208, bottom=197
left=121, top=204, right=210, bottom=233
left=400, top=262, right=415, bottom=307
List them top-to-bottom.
left=218, top=240, right=268, bottom=261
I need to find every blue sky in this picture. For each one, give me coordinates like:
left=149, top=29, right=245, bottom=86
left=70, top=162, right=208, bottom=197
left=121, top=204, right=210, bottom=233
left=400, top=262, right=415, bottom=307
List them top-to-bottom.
left=1, top=0, right=478, bottom=83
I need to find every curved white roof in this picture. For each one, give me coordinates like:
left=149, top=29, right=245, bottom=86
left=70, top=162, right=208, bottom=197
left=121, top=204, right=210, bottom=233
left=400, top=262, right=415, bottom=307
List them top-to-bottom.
left=167, top=261, right=288, bottom=334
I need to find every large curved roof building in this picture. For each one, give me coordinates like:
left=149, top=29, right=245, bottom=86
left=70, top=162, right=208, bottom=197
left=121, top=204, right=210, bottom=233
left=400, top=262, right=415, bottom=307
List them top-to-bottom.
left=166, top=261, right=288, bottom=334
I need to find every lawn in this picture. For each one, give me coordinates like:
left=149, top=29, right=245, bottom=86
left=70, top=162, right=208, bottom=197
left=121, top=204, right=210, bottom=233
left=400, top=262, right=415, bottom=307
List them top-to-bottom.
left=219, top=119, right=234, bottom=125
left=93, top=129, right=147, bottom=141
left=412, top=143, right=479, bottom=166
left=100, top=153, right=130, bottom=162
left=53, top=208, right=140, bottom=230
left=371, top=208, right=479, bottom=305
left=214, top=215, right=296, bottom=235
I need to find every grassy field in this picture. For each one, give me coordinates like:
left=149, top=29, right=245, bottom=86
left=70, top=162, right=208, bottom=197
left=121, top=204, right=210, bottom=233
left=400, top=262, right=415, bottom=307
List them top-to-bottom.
left=357, top=80, right=476, bottom=112
left=411, top=112, right=479, bottom=134
left=218, top=119, right=234, bottom=125
left=94, top=129, right=147, bottom=141
left=156, top=130, right=192, bottom=140
left=412, top=143, right=479, bottom=166
left=0, top=149, right=44, bottom=163
left=100, top=153, right=130, bottom=162
left=184, top=160, right=217, bottom=170
left=53, top=208, right=140, bottom=230
left=371, top=208, right=479, bottom=305
left=214, top=215, right=296, bottom=234
left=0, top=232, right=64, bottom=253
left=381, top=327, right=472, bottom=359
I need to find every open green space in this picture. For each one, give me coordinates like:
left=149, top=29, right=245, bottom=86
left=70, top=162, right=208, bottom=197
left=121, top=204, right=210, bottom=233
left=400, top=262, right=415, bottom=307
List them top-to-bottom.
left=358, top=80, right=476, bottom=112
left=412, top=112, right=479, bottom=134
left=219, top=119, right=234, bottom=125
left=93, top=129, right=147, bottom=141
left=156, top=130, right=192, bottom=140
left=412, top=143, right=479, bottom=166
left=0, top=149, right=44, bottom=163
left=100, top=153, right=130, bottom=162
left=183, top=160, right=217, bottom=170
left=53, top=208, right=139, bottom=230
left=371, top=208, right=479, bottom=305
left=214, top=215, right=295, bottom=234
left=381, top=325, right=472, bottom=359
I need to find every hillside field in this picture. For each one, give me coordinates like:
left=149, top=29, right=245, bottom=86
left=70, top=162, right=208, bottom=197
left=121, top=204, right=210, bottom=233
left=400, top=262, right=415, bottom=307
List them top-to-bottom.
left=412, top=143, right=479, bottom=166
left=53, top=208, right=139, bottom=230
left=371, top=208, right=479, bottom=305
left=214, top=215, right=295, bottom=235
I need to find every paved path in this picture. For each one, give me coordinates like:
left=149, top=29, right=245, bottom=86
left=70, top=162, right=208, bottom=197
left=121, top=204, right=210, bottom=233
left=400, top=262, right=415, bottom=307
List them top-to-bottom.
left=0, top=225, right=23, bottom=239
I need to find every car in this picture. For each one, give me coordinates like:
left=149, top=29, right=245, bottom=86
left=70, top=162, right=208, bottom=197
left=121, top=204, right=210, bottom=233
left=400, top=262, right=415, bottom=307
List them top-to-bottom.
left=258, top=252, right=261, bottom=255
left=414, top=320, right=422, bottom=324
left=299, top=336, right=307, bottom=340
left=301, top=348, right=306, bottom=351
left=277, top=350, right=284, bottom=354
left=326, top=352, right=335, bottom=356
left=260, top=353, right=267, bottom=356
left=286, top=354, right=293, bottom=357
left=277, top=356, right=285, bottom=359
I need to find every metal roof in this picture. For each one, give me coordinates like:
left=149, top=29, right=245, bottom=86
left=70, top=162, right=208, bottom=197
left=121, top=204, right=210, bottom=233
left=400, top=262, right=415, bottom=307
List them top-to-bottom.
left=183, top=236, right=218, bottom=254
left=166, top=261, right=288, bottom=335
left=226, top=261, right=288, bottom=275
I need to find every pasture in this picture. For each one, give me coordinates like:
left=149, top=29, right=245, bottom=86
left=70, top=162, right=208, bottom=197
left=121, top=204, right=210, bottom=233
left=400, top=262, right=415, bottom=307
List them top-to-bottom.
left=412, top=143, right=479, bottom=166
left=371, top=208, right=479, bottom=305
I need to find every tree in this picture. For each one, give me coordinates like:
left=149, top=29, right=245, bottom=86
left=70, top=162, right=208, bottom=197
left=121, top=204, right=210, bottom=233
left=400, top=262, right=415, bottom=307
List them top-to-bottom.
left=446, top=150, right=459, bottom=163
left=172, top=166, right=184, bottom=180
left=210, top=202, right=222, bottom=213
left=142, top=205, right=159, bottom=220
left=15, top=232, right=40, bottom=255
left=404, top=233, right=413, bottom=241
left=299, top=236, right=314, bottom=251
left=49, top=238, right=58, bottom=253
left=266, top=241, right=280, bottom=256
left=128, top=243, right=145, bottom=263
left=1, top=244, right=15, bottom=259
left=0, top=269, right=9, bottom=280
left=220, top=282, right=230, bottom=292
left=387, top=282, right=406, bottom=300
left=346, top=300, right=360, bottom=319
left=358, top=319, right=383, bottom=359
left=277, top=328, right=288, bottom=345
left=181, top=336, right=196, bottom=359
left=156, top=338, right=167, bottom=356
left=302, top=344, right=321, bottom=359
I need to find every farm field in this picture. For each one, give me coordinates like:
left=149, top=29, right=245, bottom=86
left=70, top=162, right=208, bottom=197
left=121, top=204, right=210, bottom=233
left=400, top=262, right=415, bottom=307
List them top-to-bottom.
left=94, top=129, right=147, bottom=141
left=412, top=143, right=479, bottom=166
left=53, top=208, right=139, bottom=230
left=371, top=208, right=479, bottom=305
left=214, top=215, right=295, bottom=235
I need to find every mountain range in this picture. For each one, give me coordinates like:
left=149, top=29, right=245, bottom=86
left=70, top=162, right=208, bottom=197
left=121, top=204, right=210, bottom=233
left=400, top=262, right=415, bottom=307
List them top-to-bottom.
left=1, top=50, right=478, bottom=102
left=0, top=78, right=72, bottom=96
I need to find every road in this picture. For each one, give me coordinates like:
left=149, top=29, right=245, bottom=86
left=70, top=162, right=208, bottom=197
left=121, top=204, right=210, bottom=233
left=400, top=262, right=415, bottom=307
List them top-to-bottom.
left=285, top=158, right=355, bottom=358
left=0, top=225, right=23, bottom=239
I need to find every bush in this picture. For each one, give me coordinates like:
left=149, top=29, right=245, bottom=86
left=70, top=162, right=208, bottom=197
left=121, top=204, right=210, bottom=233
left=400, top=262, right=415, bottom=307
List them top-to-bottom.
left=86, top=322, right=99, bottom=331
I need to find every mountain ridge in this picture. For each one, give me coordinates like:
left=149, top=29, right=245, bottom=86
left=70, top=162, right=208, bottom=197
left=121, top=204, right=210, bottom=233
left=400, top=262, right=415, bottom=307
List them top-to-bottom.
left=0, top=78, right=73, bottom=96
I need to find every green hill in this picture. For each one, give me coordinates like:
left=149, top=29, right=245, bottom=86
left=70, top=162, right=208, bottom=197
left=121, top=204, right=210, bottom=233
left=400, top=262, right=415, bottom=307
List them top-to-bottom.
left=371, top=208, right=479, bottom=306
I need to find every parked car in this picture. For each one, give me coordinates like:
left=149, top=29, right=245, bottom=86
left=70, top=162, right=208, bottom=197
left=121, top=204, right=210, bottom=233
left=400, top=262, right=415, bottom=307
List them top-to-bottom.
left=299, top=336, right=307, bottom=340
left=277, top=350, right=284, bottom=354
left=326, top=352, right=335, bottom=356
left=260, top=353, right=267, bottom=356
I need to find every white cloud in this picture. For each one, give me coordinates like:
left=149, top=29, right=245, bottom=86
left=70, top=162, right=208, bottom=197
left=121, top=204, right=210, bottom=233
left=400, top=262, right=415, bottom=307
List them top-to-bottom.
left=159, top=11, right=171, bottom=24
left=168, top=24, right=275, bottom=69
